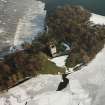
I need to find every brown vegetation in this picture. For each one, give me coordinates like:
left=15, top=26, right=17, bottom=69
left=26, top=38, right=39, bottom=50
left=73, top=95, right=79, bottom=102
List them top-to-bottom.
left=46, top=5, right=105, bottom=67
left=0, top=49, right=64, bottom=90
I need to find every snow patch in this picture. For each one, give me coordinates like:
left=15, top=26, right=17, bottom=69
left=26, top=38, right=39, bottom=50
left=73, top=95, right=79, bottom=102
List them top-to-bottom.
left=90, top=13, right=105, bottom=25
left=50, top=55, right=68, bottom=67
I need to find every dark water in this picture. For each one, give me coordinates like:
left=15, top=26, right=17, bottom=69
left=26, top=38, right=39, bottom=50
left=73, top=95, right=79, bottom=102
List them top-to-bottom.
left=45, top=0, right=105, bottom=16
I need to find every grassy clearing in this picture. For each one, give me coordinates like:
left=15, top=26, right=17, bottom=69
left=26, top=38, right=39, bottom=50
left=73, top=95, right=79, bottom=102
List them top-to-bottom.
left=36, top=52, right=65, bottom=74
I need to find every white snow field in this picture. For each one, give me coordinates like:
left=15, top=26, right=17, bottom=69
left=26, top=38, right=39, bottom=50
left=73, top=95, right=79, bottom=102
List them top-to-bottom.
left=13, top=0, right=46, bottom=47
left=1, top=10, right=105, bottom=105
left=90, top=13, right=105, bottom=25
left=50, top=55, right=68, bottom=67
left=0, top=74, right=91, bottom=105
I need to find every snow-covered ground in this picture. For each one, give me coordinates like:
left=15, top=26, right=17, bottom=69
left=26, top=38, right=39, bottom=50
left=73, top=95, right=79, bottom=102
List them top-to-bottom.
left=13, top=0, right=46, bottom=48
left=1, top=12, right=105, bottom=105
left=90, top=13, right=105, bottom=25
left=1, top=46, right=105, bottom=105
left=50, top=55, right=68, bottom=67
left=0, top=74, right=91, bottom=105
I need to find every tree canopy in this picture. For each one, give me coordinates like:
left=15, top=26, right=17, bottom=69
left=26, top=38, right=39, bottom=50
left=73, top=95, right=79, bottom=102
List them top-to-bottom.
left=46, top=5, right=105, bottom=67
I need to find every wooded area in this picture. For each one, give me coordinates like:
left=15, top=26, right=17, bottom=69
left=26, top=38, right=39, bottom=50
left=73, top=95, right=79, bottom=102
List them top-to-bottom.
left=46, top=5, right=105, bottom=67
